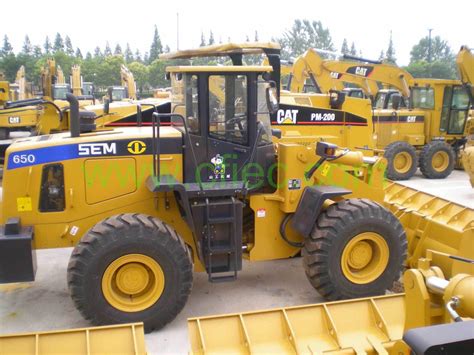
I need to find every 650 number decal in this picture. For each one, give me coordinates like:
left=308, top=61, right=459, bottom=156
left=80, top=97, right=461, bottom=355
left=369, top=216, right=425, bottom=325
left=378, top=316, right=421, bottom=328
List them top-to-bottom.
left=12, top=154, right=36, bottom=164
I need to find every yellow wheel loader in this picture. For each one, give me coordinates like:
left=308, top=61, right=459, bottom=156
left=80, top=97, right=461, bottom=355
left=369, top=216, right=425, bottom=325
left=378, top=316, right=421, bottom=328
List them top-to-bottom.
left=0, top=50, right=409, bottom=332
left=188, top=252, right=474, bottom=354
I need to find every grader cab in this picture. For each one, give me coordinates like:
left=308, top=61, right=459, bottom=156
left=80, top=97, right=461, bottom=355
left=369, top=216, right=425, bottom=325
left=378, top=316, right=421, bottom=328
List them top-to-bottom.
left=0, top=51, right=408, bottom=332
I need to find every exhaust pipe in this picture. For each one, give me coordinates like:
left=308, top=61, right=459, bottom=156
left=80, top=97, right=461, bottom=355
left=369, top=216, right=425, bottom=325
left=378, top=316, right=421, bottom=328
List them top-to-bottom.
left=66, top=93, right=80, bottom=138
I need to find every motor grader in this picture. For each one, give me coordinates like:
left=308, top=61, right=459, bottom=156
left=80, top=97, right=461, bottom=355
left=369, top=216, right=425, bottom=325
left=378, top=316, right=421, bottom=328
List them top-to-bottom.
left=0, top=53, right=409, bottom=332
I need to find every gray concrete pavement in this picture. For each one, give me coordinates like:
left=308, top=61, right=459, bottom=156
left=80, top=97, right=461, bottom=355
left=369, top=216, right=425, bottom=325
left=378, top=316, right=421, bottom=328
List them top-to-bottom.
left=0, top=170, right=472, bottom=354
left=0, top=249, right=318, bottom=354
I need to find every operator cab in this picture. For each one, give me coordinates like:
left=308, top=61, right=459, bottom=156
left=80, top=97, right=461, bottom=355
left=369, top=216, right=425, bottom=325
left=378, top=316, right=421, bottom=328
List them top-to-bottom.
left=163, top=66, right=277, bottom=190
left=82, top=82, right=95, bottom=97
left=53, top=84, right=72, bottom=100
left=108, top=86, right=128, bottom=101
left=374, top=89, right=407, bottom=109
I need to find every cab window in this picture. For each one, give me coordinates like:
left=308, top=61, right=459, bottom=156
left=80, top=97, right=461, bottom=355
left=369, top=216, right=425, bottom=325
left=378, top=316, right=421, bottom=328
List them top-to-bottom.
left=185, top=75, right=200, bottom=134
left=208, top=75, right=248, bottom=145
left=257, top=77, right=273, bottom=145
left=442, top=86, right=470, bottom=134
left=411, top=87, right=435, bottom=109
left=39, top=164, right=65, bottom=212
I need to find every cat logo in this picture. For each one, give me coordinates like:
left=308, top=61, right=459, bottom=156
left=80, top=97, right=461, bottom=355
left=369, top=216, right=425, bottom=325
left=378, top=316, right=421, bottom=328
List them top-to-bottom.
left=355, top=67, right=368, bottom=76
left=276, top=109, right=298, bottom=124
left=127, top=140, right=147, bottom=154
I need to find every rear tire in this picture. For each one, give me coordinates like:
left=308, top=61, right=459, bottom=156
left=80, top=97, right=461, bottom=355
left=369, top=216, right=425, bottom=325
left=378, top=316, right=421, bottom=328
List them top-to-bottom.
left=383, top=141, right=417, bottom=180
left=419, top=141, right=455, bottom=179
left=303, top=199, right=407, bottom=300
left=67, top=213, right=193, bottom=333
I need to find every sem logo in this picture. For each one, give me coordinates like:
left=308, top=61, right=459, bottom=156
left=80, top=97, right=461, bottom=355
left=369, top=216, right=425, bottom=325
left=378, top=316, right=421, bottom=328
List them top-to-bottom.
left=277, top=109, right=298, bottom=124
left=127, top=140, right=146, bottom=154
left=78, top=143, right=116, bottom=156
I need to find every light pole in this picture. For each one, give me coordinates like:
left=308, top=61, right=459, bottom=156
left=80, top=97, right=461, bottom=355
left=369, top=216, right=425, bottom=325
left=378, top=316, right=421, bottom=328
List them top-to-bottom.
left=428, top=28, right=433, bottom=63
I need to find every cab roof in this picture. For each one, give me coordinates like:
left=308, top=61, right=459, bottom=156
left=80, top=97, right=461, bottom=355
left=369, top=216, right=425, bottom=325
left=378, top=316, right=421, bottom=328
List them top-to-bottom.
left=160, top=42, right=280, bottom=60
left=166, top=65, right=273, bottom=73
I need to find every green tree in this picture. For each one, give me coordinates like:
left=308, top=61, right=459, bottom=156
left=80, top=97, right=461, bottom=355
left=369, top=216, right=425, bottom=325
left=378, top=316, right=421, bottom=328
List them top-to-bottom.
left=278, top=19, right=334, bottom=60
left=149, top=25, right=163, bottom=63
left=254, top=30, right=259, bottom=42
left=208, top=31, right=215, bottom=45
left=200, top=32, right=206, bottom=47
left=385, top=32, right=396, bottom=64
left=53, top=33, right=64, bottom=52
left=1, top=35, right=13, bottom=57
left=22, top=35, right=33, bottom=55
left=406, top=35, right=456, bottom=79
left=410, top=35, right=453, bottom=62
left=44, top=36, right=52, bottom=54
left=65, top=36, right=74, bottom=56
left=341, top=39, right=349, bottom=55
left=104, top=42, right=112, bottom=57
left=350, top=42, right=357, bottom=56
left=124, top=43, right=133, bottom=62
left=114, top=44, right=122, bottom=55
left=33, top=45, right=42, bottom=58
left=94, top=46, right=103, bottom=58
left=75, top=48, right=83, bottom=59
left=135, top=49, right=142, bottom=62
left=378, top=50, right=385, bottom=61
left=148, top=59, right=168, bottom=87
left=128, top=61, right=149, bottom=92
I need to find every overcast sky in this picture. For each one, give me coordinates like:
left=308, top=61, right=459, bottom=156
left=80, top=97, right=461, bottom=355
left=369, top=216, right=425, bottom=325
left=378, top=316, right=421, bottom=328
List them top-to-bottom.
left=3, top=0, right=472, bottom=66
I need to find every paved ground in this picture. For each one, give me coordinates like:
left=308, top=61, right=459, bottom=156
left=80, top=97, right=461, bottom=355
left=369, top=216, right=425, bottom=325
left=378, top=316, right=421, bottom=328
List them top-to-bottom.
left=0, top=169, right=472, bottom=354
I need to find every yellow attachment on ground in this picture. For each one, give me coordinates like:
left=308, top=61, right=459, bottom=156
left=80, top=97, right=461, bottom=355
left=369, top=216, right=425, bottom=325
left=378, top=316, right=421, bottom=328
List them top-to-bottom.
left=383, top=182, right=474, bottom=277
left=188, top=257, right=474, bottom=355
left=189, top=293, right=405, bottom=354
left=0, top=323, right=147, bottom=354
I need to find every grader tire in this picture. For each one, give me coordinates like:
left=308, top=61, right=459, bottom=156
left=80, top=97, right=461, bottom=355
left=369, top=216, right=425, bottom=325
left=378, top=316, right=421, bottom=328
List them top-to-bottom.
left=383, top=141, right=417, bottom=180
left=419, top=141, right=455, bottom=179
left=303, top=199, right=407, bottom=300
left=67, top=214, right=193, bottom=333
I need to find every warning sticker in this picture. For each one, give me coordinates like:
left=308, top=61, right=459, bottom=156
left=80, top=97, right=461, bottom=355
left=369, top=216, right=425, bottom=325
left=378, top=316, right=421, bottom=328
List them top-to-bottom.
left=288, top=179, right=301, bottom=190
left=17, top=197, right=32, bottom=212
left=257, top=209, right=266, bottom=218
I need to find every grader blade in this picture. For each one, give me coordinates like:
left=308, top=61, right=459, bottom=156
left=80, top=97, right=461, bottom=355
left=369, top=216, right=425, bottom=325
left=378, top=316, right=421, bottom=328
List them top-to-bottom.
left=383, top=182, right=474, bottom=277
left=0, top=323, right=147, bottom=355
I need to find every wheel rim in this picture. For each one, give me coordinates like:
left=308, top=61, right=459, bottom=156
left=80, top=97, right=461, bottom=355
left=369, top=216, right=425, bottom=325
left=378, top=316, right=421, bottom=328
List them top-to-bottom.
left=393, top=151, right=412, bottom=174
left=432, top=151, right=449, bottom=173
left=341, top=232, right=389, bottom=284
left=102, top=254, right=165, bottom=312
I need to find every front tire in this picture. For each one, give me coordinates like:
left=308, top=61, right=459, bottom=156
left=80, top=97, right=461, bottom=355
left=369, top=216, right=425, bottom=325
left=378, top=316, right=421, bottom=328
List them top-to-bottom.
left=303, top=199, right=407, bottom=300
left=67, top=214, right=193, bottom=332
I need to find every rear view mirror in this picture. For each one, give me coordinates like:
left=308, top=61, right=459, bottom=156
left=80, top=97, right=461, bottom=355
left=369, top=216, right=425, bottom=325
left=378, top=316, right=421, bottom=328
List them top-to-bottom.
left=266, top=84, right=279, bottom=114
left=107, top=87, right=114, bottom=103
left=329, top=90, right=346, bottom=109
left=391, top=94, right=401, bottom=110
left=103, top=98, right=110, bottom=114
left=137, top=104, right=142, bottom=126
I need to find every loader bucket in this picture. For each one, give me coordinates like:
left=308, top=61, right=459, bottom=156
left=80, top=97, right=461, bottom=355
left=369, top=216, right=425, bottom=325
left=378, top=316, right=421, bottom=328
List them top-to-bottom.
left=383, top=182, right=474, bottom=276
left=188, top=294, right=405, bottom=354
left=0, top=323, right=146, bottom=355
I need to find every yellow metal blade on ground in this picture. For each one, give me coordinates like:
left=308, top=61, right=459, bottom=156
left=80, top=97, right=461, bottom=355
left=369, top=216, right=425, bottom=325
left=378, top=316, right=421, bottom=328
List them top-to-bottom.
left=383, top=182, right=474, bottom=276
left=188, top=294, right=404, bottom=355
left=0, top=323, right=146, bottom=355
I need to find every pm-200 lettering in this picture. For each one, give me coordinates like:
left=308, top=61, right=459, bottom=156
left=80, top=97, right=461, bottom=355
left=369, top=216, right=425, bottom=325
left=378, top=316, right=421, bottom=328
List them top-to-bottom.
left=311, top=113, right=336, bottom=121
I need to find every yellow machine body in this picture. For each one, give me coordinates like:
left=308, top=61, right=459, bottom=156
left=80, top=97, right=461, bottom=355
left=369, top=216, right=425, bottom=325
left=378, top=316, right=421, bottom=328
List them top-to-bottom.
left=188, top=257, right=474, bottom=354
left=0, top=323, right=147, bottom=355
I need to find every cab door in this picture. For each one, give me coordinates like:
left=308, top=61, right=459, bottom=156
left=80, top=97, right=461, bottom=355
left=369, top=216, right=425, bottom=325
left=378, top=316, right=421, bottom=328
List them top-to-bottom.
left=204, top=74, right=253, bottom=183
left=440, top=86, right=470, bottom=136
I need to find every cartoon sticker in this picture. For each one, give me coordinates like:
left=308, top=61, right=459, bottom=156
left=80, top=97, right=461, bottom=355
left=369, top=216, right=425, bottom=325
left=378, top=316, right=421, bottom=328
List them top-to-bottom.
left=210, top=154, right=230, bottom=180
left=288, top=179, right=301, bottom=190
